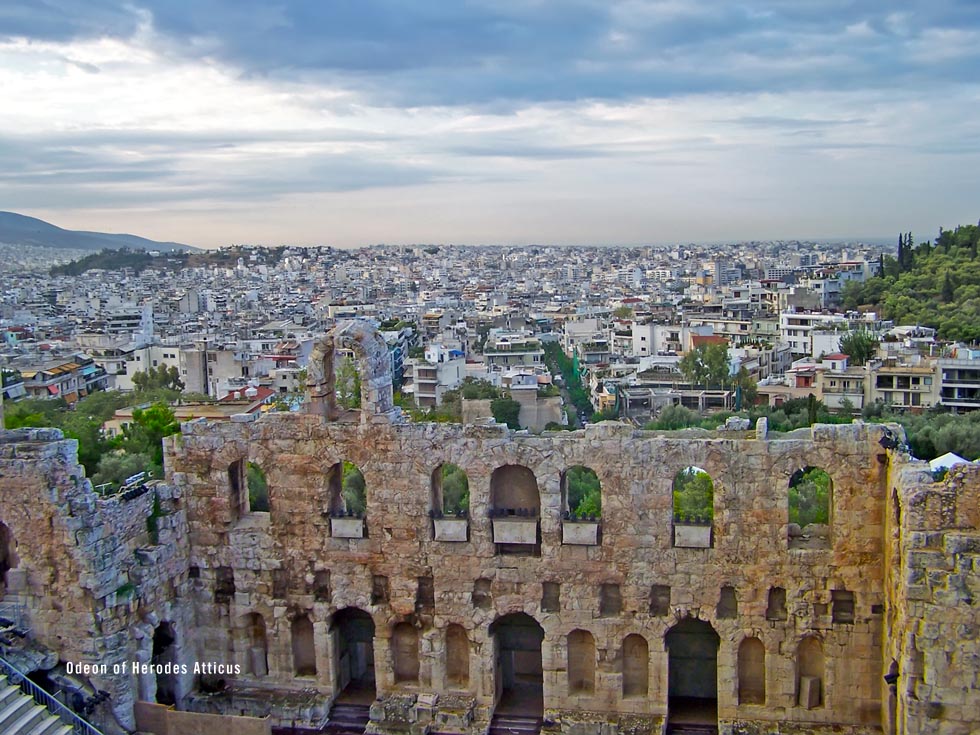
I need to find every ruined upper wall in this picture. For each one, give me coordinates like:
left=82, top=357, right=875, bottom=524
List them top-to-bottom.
left=0, top=428, right=191, bottom=731
left=886, top=460, right=980, bottom=734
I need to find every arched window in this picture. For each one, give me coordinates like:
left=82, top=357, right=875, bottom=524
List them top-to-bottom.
left=334, top=352, right=361, bottom=410
left=228, top=460, right=269, bottom=517
left=327, top=461, right=366, bottom=517
left=247, top=462, right=268, bottom=512
left=432, top=463, right=469, bottom=517
left=490, top=464, right=540, bottom=515
left=489, top=465, right=540, bottom=554
left=561, top=466, right=601, bottom=519
left=672, top=466, right=714, bottom=547
left=788, top=467, right=832, bottom=549
left=292, top=615, right=316, bottom=677
left=392, top=622, right=419, bottom=684
left=152, top=623, right=178, bottom=705
left=445, top=624, right=469, bottom=688
left=567, top=629, right=595, bottom=694
left=622, top=634, right=648, bottom=697
left=738, top=637, right=766, bottom=705
left=797, top=637, right=824, bottom=708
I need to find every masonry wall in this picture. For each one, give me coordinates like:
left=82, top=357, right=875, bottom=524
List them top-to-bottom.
left=2, top=409, right=975, bottom=735
left=166, top=416, right=892, bottom=734
left=0, top=428, right=193, bottom=731
left=886, top=461, right=980, bottom=735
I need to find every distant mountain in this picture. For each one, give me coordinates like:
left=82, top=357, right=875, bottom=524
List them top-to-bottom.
left=0, top=211, right=198, bottom=252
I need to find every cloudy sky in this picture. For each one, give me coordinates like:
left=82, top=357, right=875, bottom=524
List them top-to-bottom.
left=2, top=1, right=979, bottom=248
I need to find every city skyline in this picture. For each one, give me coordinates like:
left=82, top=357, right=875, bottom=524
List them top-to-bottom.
left=2, top=1, right=980, bottom=248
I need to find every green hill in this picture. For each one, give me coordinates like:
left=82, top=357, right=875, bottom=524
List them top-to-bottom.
left=843, top=223, right=980, bottom=342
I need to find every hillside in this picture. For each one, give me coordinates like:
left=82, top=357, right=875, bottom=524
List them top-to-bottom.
left=0, top=211, right=197, bottom=252
left=843, top=223, right=980, bottom=342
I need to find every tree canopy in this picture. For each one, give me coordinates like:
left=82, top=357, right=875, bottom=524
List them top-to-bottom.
left=843, top=223, right=980, bottom=341
left=838, top=331, right=879, bottom=366
left=679, top=343, right=730, bottom=388
left=132, top=365, right=184, bottom=394
left=564, top=465, right=601, bottom=518
left=672, top=467, right=714, bottom=522
left=789, top=468, right=831, bottom=528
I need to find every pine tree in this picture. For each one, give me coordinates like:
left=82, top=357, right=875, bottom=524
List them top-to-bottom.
left=941, top=271, right=955, bottom=303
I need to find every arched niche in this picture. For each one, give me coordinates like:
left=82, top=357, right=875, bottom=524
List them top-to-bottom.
left=489, top=464, right=539, bottom=516
left=243, top=613, right=268, bottom=677
left=292, top=614, right=316, bottom=677
left=392, top=622, right=419, bottom=685
left=445, top=624, right=469, bottom=688
left=567, top=629, right=596, bottom=694
left=622, top=634, right=649, bottom=698
left=797, top=636, right=824, bottom=709
left=738, top=637, right=766, bottom=705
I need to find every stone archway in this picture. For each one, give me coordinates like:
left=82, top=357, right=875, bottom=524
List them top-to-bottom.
left=307, top=320, right=396, bottom=424
left=0, top=522, right=18, bottom=597
left=331, top=607, right=376, bottom=701
left=489, top=613, right=544, bottom=716
left=665, top=617, right=720, bottom=730
left=152, top=622, right=178, bottom=706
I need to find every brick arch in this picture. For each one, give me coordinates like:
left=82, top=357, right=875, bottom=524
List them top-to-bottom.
left=307, top=319, right=395, bottom=424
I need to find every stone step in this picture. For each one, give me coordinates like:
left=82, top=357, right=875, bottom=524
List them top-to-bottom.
left=0, top=677, right=89, bottom=735
left=324, top=702, right=370, bottom=735
left=488, top=713, right=542, bottom=735
left=666, top=726, right=718, bottom=735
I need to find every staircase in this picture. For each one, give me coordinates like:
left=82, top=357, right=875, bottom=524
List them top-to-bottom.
left=0, top=681, right=74, bottom=735
left=323, top=702, right=370, bottom=735
left=488, top=712, right=542, bottom=735
left=666, top=725, right=718, bottom=735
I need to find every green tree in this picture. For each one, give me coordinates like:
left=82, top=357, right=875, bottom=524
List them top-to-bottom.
left=941, top=271, right=955, bottom=303
left=612, top=305, right=634, bottom=319
left=838, top=331, right=879, bottom=366
left=679, top=343, right=730, bottom=388
left=335, top=356, right=361, bottom=409
left=132, top=365, right=184, bottom=393
left=733, top=365, right=758, bottom=407
left=490, top=396, right=522, bottom=430
left=4, top=397, right=65, bottom=428
left=122, top=403, right=180, bottom=470
left=646, top=404, right=699, bottom=430
left=589, top=406, right=619, bottom=423
left=92, top=451, right=154, bottom=488
left=341, top=461, right=366, bottom=516
left=247, top=463, right=269, bottom=512
left=440, top=463, right=470, bottom=515
left=565, top=466, right=601, bottom=518
left=672, top=467, right=714, bottom=522
left=789, top=468, right=831, bottom=527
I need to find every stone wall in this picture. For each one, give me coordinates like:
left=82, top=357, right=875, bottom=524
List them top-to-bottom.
left=165, top=415, right=892, bottom=734
left=0, top=428, right=193, bottom=731
left=885, top=461, right=980, bottom=735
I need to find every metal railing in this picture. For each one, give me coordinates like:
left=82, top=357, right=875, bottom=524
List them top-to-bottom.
left=0, top=602, right=26, bottom=629
left=0, top=655, right=103, bottom=735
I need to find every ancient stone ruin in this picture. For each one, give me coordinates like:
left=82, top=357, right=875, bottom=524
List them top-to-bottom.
left=0, top=321, right=976, bottom=734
